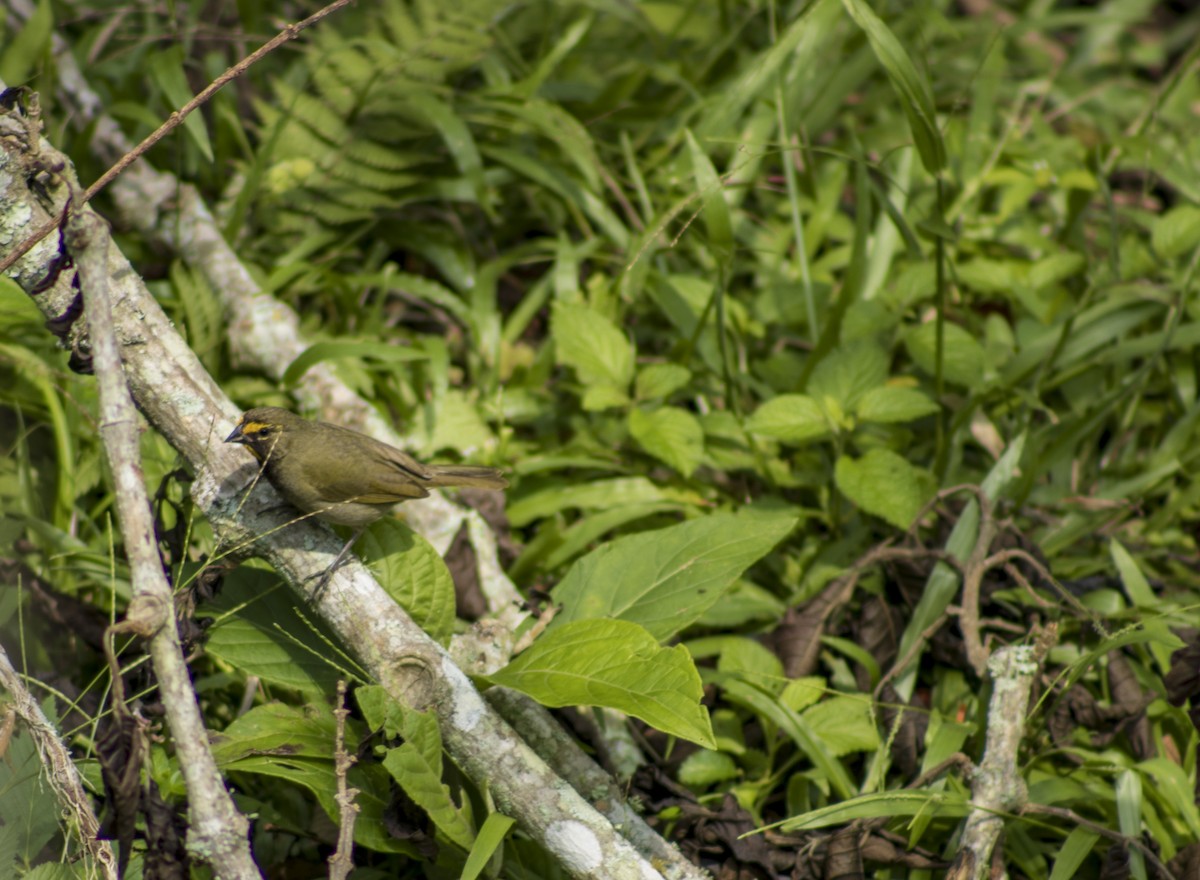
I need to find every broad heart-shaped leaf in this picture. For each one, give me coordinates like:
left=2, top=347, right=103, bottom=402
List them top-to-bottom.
left=1152, top=204, right=1200, bottom=259
left=551, top=301, right=635, bottom=390
left=905, top=321, right=986, bottom=390
left=808, top=340, right=889, bottom=410
left=636, top=363, right=692, bottom=400
left=581, top=383, right=630, bottom=411
left=855, top=385, right=939, bottom=424
left=747, top=394, right=831, bottom=444
left=628, top=405, right=704, bottom=477
left=835, top=449, right=935, bottom=529
left=550, top=508, right=799, bottom=640
left=359, top=519, right=455, bottom=645
left=203, top=566, right=346, bottom=694
left=488, top=619, right=716, bottom=748
left=803, top=695, right=881, bottom=756
left=210, top=703, right=347, bottom=764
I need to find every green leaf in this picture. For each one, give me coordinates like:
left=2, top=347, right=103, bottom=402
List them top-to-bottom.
left=0, top=0, right=52, bottom=86
left=840, top=0, right=946, bottom=174
left=149, top=46, right=213, bottom=162
left=405, top=92, right=488, bottom=209
left=685, top=129, right=733, bottom=261
left=1152, top=204, right=1200, bottom=259
left=1028, top=252, right=1086, bottom=289
left=551, top=301, right=635, bottom=391
left=905, top=322, right=985, bottom=389
left=808, top=340, right=889, bottom=408
left=281, top=341, right=428, bottom=387
left=636, top=363, right=692, bottom=399
left=581, top=384, right=631, bottom=411
left=855, top=385, right=939, bottom=424
left=425, top=388, right=494, bottom=455
left=747, top=394, right=831, bottom=444
left=628, top=406, right=705, bottom=477
left=892, top=433, right=1027, bottom=701
left=835, top=449, right=935, bottom=529
left=507, top=477, right=704, bottom=527
left=538, top=503, right=683, bottom=572
left=551, top=509, right=798, bottom=640
left=359, top=520, right=456, bottom=645
left=1109, top=539, right=1155, bottom=607
left=203, top=567, right=349, bottom=694
left=695, top=579, right=788, bottom=628
left=489, top=619, right=716, bottom=748
left=714, top=636, right=784, bottom=686
left=720, top=677, right=855, bottom=799
left=780, top=677, right=827, bottom=713
left=355, top=685, right=401, bottom=735
left=804, top=695, right=881, bottom=756
left=211, top=703, right=343, bottom=764
left=216, top=703, right=409, bottom=854
left=381, top=711, right=476, bottom=851
left=0, top=720, right=62, bottom=866
left=677, top=750, right=739, bottom=788
left=223, top=755, right=409, bottom=854
left=1140, top=757, right=1200, bottom=842
left=1115, top=771, right=1146, bottom=880
left=780, top=789, right=970, bottom=831
left=460, top=812, right=517, bottom=880
left=1049, top=828, right=1101, bottom=880
left=21, top=866, right=84, bottom=880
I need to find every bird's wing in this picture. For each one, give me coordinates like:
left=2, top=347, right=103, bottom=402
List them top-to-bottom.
left=316, top=425, right=433, bottom=503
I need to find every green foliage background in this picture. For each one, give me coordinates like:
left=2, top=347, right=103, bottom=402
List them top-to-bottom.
left=2, top=0, right=1199, bottom=877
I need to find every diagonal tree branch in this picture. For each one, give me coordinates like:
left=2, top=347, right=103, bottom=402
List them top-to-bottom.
left=0, top=100, right=679, bottom=880
left=0, top=641, right=119, bottom=880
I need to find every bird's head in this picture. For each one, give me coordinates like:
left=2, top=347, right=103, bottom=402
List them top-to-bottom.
left=225, top=407, right=300, bottom=462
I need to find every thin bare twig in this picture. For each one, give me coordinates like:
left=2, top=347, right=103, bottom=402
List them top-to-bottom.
left=0, top=0, right=354, bottom=275
left=329, top=681, right=360, bottom=880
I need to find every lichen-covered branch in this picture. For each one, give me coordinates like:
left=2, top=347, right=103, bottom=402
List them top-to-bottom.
left=14, top=0, right=525, bottom=630
left=0, top=104, right=669, bottom=880
left=66, top=195, right=261, bottom=879
left=0, top=641, right=119, bottom=880
left=950, top=644, right=1042, bottom=879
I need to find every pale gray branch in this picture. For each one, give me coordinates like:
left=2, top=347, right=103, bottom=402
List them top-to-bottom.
left=0, top=106, right=672, bottom=880
left=65, top=193, right=260, bottom=878
left=0, top=642, right=119, bottom=880
left=952, top=645, right=1039, bottom=879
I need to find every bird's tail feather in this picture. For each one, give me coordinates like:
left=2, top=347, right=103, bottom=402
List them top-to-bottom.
left=425, top=465, right=508, bottom=490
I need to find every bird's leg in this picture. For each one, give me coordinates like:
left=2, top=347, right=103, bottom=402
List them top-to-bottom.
left=307, top=525, right=366, bottom=601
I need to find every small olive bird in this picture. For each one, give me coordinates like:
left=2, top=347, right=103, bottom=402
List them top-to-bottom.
left=226, top=406, right=507, bottom=592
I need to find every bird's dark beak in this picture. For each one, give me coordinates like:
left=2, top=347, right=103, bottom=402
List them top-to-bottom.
left=225, top=422, right=247, bottom=444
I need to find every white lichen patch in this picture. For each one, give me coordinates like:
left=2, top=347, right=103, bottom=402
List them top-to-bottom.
left=442, top=654, right=486, bottom=733
left=544, top=820, right=602, bottom=873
